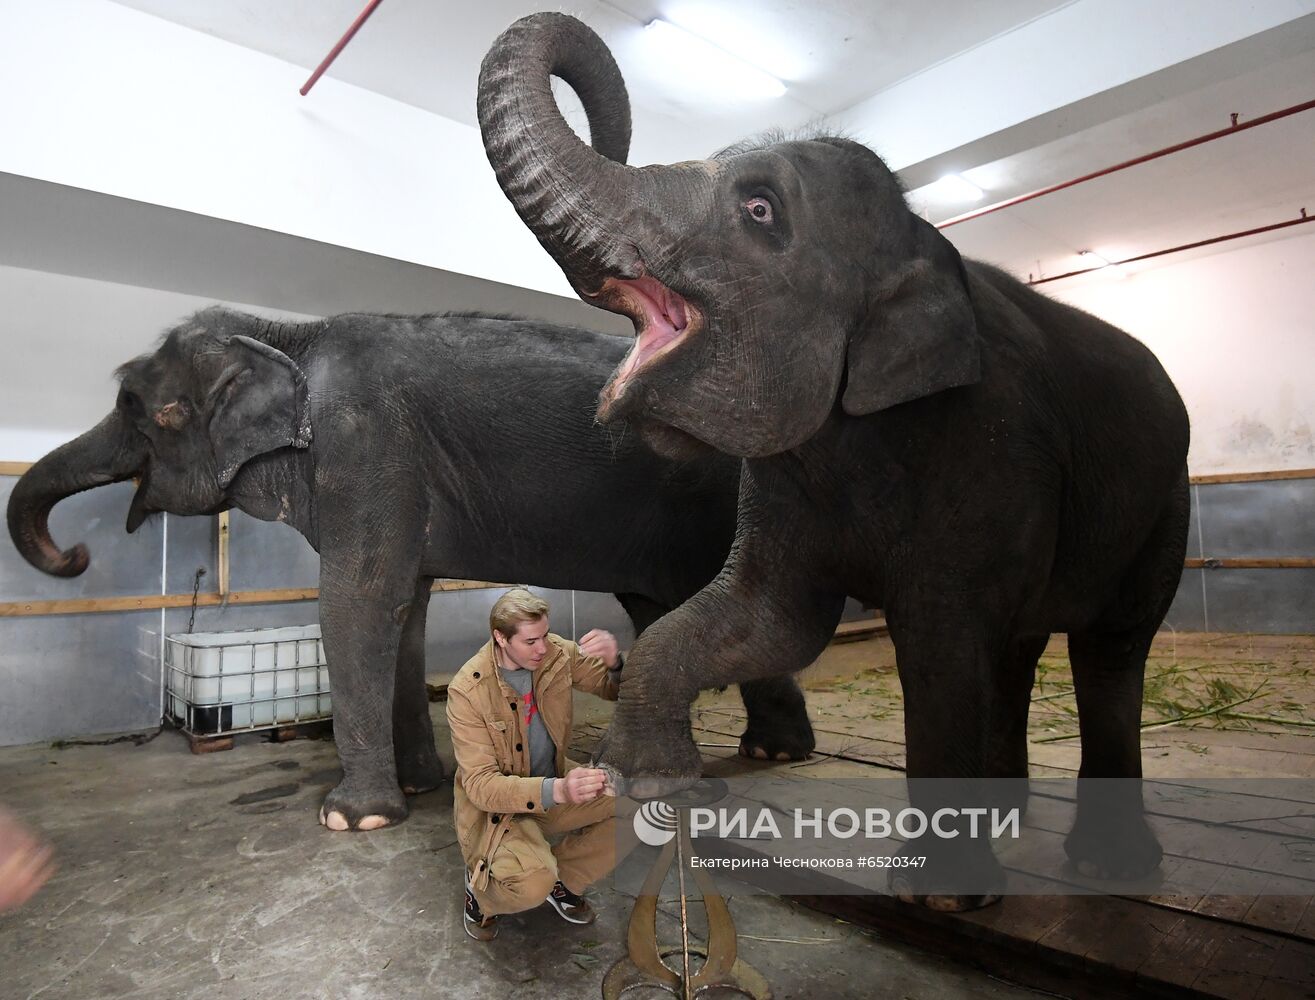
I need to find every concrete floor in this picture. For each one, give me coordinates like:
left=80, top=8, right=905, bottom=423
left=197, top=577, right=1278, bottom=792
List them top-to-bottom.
left=0, top=700, right=1057, bottom=1000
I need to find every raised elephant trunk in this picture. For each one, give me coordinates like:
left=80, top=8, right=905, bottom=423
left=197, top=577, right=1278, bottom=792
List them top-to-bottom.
left=477, top=13, right=681, bottom=293
left=7, top=413, right=145, bottom=577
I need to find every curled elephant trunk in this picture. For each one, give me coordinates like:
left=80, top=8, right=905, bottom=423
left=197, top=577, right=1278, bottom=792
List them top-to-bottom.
left=477, top=13, right=653, bottom=292
left=7, top=413, right=145, bottom=577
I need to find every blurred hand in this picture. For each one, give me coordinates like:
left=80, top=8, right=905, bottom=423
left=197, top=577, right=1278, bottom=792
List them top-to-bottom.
left=579, top=629, right=619, bottom=669
left=555, top=767, right=608, bottom=805
left=0, top=809, right=54, bottom=914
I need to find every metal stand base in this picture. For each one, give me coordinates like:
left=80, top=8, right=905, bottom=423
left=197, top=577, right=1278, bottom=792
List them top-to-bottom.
left=603, top=796, right=770, bottom=1000
left=603, top=947, right=771, bottom=999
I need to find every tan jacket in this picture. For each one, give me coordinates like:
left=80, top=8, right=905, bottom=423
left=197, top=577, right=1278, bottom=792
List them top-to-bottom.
left=446, top=633, right=620, bottom=889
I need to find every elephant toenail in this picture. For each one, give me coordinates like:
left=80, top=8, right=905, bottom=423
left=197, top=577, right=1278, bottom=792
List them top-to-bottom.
left=751, top=747, right=768, bottom=760
left=774, top=751, right=792, bottom=761
left=325, top=811, right=350, bottom=831
left=358, top=815, right=389, bottom=831
left=926, top=896, right=963, bottom=912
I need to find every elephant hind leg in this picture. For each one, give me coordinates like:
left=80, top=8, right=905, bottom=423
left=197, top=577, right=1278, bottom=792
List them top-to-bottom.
left=1069, top=468, right=1189, bottom=780
left=1063, top=477, right=1187, bottom=877
left=394, top=576, right=445, bottom=796
left=985, top=633, right=1049, bottom=818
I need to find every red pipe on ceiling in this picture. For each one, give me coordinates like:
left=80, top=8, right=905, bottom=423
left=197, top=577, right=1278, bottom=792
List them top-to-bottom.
left=300, top=0, right=387, bottom=97
left=936, top=97, right=1315, bottom=230
left=1027, top=209, right=1313, bottom=285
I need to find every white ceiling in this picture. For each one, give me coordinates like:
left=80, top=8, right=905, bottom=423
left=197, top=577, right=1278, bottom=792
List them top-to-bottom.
left=109, top=0, right=1315, bottom=289
left=110, top=0, right=1069, bottom=151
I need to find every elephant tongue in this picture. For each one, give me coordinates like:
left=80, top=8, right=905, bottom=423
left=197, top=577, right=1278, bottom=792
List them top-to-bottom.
left=612, top=275, right=690, bottom=381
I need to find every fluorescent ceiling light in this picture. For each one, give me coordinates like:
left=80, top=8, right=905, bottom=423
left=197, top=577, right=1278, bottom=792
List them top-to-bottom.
left=644, top=18, right=787, bottom=100
left=916, top=173, right=984, bottom=205
left=1079, top=250, right=1112, bottom=267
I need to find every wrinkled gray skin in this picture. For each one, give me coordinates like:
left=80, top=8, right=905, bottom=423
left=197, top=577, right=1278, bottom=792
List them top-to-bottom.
left=478, top=13, right=1191, bottom=908
left=6, top=307, right=818, bottom=831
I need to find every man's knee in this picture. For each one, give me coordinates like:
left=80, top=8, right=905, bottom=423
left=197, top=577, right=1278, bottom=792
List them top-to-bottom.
left=484, top=864, right=557, bottom=915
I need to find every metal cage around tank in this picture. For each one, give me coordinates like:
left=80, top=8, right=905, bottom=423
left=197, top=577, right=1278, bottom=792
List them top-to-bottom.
left=164, top=624, right=332, bottom=738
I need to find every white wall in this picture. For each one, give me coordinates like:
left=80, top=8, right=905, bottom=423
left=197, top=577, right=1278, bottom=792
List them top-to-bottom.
left=0, top=0, right=571, bottom=300
left=1045, top=230, right=1315, bottom=475
left=0, top=265, right=315, bottom=461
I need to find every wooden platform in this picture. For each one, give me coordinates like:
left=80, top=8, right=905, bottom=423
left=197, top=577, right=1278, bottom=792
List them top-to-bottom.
left=570, top=630, right=1315, bottom=999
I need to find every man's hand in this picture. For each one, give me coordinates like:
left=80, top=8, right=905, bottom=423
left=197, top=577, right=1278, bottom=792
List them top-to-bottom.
left=579, top=629, right=620, bottom=669
left=554, top=767, right=609, bottom=805
left=0, top=809, right=54, bottom=914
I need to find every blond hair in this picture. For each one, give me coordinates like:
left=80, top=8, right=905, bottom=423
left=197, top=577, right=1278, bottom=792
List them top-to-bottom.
left=489, top=587, right=550, bottom=640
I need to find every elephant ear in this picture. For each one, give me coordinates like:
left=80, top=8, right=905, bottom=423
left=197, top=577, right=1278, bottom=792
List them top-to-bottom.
left=842, top=224, right=981, bottom=416
left=205, top=336, right=312, bottom=488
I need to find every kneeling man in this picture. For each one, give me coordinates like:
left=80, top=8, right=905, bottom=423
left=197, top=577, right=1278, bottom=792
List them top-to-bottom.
left=447, top=587, right=624, bottom=941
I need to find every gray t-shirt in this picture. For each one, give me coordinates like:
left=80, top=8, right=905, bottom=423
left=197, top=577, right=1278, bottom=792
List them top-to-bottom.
left=499, top=666, right=559, bottom=809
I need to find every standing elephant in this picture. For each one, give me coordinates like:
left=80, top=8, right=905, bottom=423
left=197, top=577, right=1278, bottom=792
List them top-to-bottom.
left=478, top=13, right=1190, bottom=906
left=7, top=307, right=819, bottom=831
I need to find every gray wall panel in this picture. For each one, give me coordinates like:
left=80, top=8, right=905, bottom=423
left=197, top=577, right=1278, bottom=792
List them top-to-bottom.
left=0, top=478, right=162, bottom=600
left=1197, top=480, right=1315, bottom=558
left=1186, top=486, right=1203, bottom=560
left=227, top=511, right=319, bottom=591
left=162, top=512, right=217, bottom=596
left=1202, top=568, right=1315, bottom=634
left=1163, top=569, right=1207, bottom=632
left=163, top=601, right=322, bottom=639
left=0, top=609, right=161, bottom=746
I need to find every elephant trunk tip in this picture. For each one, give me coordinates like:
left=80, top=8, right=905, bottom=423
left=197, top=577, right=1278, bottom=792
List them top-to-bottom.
left=21, top=526, right=91, bottom=578
left=51, top=542, right=91, bottom=578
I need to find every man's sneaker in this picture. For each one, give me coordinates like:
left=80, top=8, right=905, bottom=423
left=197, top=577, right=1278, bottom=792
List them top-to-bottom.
left=464, top=874, right=499, bottom=941
left=545, top=880, right=596, bottom=925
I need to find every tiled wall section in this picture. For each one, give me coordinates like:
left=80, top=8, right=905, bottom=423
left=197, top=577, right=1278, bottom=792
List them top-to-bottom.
left=1, top=475, right=1310, bottom=746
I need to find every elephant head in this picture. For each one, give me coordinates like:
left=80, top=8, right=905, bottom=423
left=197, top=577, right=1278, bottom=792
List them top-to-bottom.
left=478, top=13, right=981, bottom=458
left=7, top=307, right=311, bottom=577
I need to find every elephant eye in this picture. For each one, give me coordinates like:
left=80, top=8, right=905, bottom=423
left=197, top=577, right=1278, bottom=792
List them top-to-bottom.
left=744, top=197, right=773, bottom=224
left=117, top=388, right=141, bottom=413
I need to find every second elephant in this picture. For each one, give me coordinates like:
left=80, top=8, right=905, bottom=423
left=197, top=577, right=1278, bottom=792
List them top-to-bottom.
left=7, top=307, right=816, bottom=830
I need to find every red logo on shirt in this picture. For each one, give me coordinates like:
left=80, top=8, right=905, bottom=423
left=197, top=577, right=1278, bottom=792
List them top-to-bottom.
left=522, top=692, right=538, bottom=726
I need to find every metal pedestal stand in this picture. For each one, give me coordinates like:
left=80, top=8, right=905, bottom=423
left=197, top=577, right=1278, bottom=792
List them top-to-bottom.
left=603, top=785, right=770, bottom=1000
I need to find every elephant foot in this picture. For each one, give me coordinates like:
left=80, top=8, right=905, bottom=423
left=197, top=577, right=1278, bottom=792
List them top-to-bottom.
left=737, top=676, right=815, bottom=761
left=596, top=715, right=704, bottom=801
left=738, top=724, right=814, bottom=762
left=397, top=755, right=446, bottom=796
left=319, top=778, right=408, bottom=832
left=1065, top=810, right=1162, bottom=880
left=887, top=840, right=1005, bottom=911
left=891, top=884, right=1003, bottom=913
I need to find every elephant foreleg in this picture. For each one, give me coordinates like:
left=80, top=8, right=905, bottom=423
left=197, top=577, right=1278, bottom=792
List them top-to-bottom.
left=316, top=495, right=424, bottom=832
left=598, top=552, right=844, bottom=799
left=394, top=577, right=445, bottom=796
left=615, top=592, right=815, bottom=763
left=884, top=602, right=1009, bottom=910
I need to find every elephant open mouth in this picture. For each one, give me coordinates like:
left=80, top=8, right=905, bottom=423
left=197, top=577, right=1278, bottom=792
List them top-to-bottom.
left=595, top=274, right=700, bottom=403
